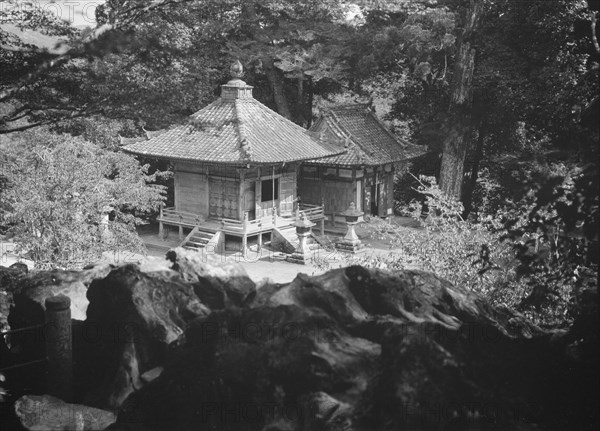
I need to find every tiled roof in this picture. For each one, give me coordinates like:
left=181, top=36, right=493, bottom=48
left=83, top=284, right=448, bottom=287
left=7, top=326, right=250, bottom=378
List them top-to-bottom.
left=122, top=79, right=345, bottom=165
left=306, top=104, right=427, bottom=166
left=119, top=136, right=147, bottom=146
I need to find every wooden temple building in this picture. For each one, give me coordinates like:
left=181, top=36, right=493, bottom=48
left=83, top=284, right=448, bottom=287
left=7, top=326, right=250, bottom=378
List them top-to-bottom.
left=123, top=61, right=344, bottom=255
left=123, top=62, right=424, bottom=256
left=299, top=104, right=425, bottom=223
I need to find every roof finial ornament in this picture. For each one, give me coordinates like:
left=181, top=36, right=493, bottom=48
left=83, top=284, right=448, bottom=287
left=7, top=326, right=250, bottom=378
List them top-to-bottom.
left=230, top=60, right=244, bottom=79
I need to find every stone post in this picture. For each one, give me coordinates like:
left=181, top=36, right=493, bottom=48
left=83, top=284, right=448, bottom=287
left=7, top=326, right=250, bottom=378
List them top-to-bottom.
left=45, top=295, right=73, bottom=402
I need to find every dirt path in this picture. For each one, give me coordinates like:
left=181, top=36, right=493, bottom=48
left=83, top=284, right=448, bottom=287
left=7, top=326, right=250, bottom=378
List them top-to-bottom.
left=1, top=216, right=423, bottom=284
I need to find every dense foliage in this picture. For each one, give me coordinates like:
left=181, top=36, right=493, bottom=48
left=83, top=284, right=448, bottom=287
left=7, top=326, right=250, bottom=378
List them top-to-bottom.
left=0, top=130, right=167, bottom=268
left=330, top=176, right=584, bottom=326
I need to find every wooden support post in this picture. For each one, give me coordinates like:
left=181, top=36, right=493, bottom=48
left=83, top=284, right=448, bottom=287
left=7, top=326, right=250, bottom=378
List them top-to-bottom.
left=272, top=165, right=275, bottom=202
left=319, top=166, right=324, bottom=210
left=352, top=167, right=357, bottom=211
left=239, top=170, right=245, bottom=220
left=321, top=198, right=325, bottom=236
left=158, top=204, right=164, bottom=240
left=243, top=211, right=249, bottom=230
left=242, top=212, right=249, bottom=258
left=177, top=214, right=184, bottom=241
left=258, top=232, right=263, bottom=250
left=45, top=296, right=72, bottom=402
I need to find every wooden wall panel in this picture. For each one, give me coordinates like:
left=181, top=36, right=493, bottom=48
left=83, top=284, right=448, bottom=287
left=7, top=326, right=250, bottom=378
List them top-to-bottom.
left=175, top=162, right=204, bottom=173
left=279, top=170, right=296, bottom=215
left=387, top=170, right=394, bottom=216
left=174, top=171, right=209, bottom=217
left=209, top=177, right=239, bottom=219
left=298, top=178, right=321, bottom=206
left=241, top=180, right=256, bottom=220
left=322, top=181, right=353, bottom=215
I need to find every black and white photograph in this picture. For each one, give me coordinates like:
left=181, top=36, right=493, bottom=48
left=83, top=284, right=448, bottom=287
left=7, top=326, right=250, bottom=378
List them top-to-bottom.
left=0, top=0, right=598, bottom=430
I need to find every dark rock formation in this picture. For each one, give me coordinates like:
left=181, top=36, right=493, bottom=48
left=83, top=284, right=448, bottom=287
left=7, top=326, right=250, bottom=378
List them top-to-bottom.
left=167, top=247, right=257, bottom=308
left=78, top=250, right=257, bottom=410
left=3, top=256, right=598, bottom=431
left=0, top=263, right=29, bottom=334
left=1, top=263, right=113, bottom=369
left=1, top=263, right=29, bottom=331
left=8, top=263, right=113, bottom=326
left=80, top=264, right=210, bottom=409
left=102, top=265, right=598, bottom=431
left=15, top=394, right=116, bottom=430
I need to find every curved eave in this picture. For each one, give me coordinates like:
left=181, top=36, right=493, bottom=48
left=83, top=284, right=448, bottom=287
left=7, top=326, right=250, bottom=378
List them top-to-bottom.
left=122, top=147, right=347, bottom=167
left=302, top=151, right=428, bottom=168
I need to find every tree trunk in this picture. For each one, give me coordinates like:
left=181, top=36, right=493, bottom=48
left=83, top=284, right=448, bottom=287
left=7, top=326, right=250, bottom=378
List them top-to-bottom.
left=439, top=0, right=483, bottom=200
left=241, top=3, right=293, bottom=121
left=262, top=57, right=293, bottom=120
left=294, top=73, right=314, bottom=128
left=296, top=74, right=307, bottom=127
left=306, top=76, right=314, bottom=128
left=462, top=126, right=486, bottom=217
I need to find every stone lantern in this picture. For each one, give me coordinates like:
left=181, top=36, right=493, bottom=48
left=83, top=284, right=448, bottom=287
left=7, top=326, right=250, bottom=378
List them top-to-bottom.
left=336, top=202, right=364, bottom=253
left=99, top=205, right=114, bottom=238
left=286, top=212, right=316, bottom=264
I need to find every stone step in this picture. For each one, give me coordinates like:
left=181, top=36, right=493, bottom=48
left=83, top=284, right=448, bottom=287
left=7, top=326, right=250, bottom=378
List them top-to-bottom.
left=312, top=235, right=336, bottom=250
left=185, top=240, right=207, bottom=248
left=183, top=245, right=204, bottom=252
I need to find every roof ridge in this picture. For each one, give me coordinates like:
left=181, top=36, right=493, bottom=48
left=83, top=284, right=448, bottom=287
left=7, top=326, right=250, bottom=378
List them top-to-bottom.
left=189, top=98, right=224, bottom=120
left=234, top=99, right=252, bottom=161
left=257, top=99, right=316, bottom=133
left=329, top=103, right=369, bottom=111
left=326, top=109, right=375, bottom=158
left=367, top=109, right=408, bottom=149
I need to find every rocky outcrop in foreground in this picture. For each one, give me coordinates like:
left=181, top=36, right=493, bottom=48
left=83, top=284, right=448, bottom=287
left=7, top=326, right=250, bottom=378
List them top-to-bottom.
left=2, top=249, right=598, bottom=430
left=15, top=395, right=116, bottom=430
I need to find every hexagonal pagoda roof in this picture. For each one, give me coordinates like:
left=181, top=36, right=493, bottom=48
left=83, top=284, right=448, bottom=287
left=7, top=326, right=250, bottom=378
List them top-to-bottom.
left=122, top=62, right=345, bottom=166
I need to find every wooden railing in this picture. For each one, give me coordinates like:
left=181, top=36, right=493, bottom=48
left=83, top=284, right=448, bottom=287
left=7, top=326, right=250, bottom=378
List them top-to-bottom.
left=159, top=203, right=325, bottom=236
left=299, top=203, right=325, bottom=221
left=159, top=207, right=204, bottom=227
left=220, top=214, right=276, bottom=235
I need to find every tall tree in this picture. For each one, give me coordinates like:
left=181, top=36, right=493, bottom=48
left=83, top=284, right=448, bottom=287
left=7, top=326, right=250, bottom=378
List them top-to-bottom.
left=438, top=0, right=482, bottom=200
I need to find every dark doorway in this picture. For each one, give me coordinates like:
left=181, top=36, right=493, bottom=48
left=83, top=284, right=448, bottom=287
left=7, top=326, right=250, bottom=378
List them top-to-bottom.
left=261, top=178, right=279, bottom=202
left=370, top=184, right=379, bottom=216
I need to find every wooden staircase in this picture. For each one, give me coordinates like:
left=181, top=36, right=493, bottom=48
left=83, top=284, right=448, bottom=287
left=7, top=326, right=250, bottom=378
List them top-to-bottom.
left=180, top=226, right=219, bottom=252
left=275, top=226, right=332, bottom=256
left=312, top=234, right=337, bottom=251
